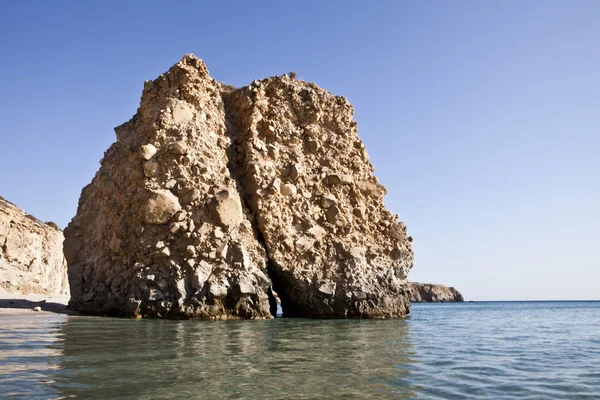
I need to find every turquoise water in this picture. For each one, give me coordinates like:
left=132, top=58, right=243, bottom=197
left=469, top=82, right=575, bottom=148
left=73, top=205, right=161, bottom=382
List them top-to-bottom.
left=1, top=301, right=599, bottom=399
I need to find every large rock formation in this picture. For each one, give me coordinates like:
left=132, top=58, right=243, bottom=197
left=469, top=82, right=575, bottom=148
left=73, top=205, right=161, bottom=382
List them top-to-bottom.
left=64, top=54, right=413, bottom=319
left=64, top=57, right=272, bottom=318
left=226, top=78, right=413, bottom=318
left=0, top=196, right=69, bottom=295
left=409, top=282, right=464, bottom=302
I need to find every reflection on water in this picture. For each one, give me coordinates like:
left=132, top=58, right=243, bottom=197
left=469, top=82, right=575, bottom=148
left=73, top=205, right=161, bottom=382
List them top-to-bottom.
left=4, top=302, right=599, bottom=399
left=0, top=314, right=66, bottom=399
left=0, top=315, right=416, bottom=399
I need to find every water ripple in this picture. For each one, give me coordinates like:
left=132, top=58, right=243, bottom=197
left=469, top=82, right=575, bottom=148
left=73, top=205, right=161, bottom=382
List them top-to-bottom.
left=0, top=301, right=599, bottom=399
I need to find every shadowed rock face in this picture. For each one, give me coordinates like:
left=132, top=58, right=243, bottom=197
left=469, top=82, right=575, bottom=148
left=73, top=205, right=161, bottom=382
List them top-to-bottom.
left=64, top=54, right=413, bottom=319
left=0, top=196, right=68, bottom=295
left=409, top=282, right=464, bottom=302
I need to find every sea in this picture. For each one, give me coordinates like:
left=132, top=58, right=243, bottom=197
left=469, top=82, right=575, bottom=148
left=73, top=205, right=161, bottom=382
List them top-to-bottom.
left=0, top=301, right=599, bottom=399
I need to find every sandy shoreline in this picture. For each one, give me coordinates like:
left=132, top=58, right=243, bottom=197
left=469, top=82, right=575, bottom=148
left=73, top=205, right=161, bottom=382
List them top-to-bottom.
left=0, top=291, right=79, bottom=316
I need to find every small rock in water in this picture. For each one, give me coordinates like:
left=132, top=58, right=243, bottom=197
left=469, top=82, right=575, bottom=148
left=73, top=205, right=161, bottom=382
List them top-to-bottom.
left=33, top=306, right=42, bottom=312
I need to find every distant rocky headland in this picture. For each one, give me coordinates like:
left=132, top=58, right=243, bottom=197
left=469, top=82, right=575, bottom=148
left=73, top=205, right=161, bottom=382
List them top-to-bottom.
left=63, top=54, right=415, bottom=319
left=0, top=196, right=68, bottom=295
left=409, top=282, right=464, bottom=302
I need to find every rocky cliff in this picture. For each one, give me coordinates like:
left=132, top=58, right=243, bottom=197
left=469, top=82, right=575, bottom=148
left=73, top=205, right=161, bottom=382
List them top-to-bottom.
left=64, top=54, right=413, bottom=319
left=0, top=196, right=69, bottom=295
left=409, top=282, right=463, bottom=302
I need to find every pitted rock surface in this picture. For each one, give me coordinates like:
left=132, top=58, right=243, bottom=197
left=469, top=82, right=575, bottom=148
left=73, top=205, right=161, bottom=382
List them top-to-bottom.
left=64, top=54, right=413, bottom=319
left=64, top=56, right=271, bottom=319
left=226, top=77, right=413, bottom=318
left=0, top=196, right=68, bottom=295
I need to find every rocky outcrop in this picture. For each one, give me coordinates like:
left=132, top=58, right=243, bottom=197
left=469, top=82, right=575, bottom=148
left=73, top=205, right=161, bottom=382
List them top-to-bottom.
left=64, top=54, right=413, bottom=319
left=64, top=57, right=272, bottom=319
left=226, top=78, right=413, bottom=318
left=0, top=196, right=69, bottom=295
left=409, top=282, right=464, bottom=302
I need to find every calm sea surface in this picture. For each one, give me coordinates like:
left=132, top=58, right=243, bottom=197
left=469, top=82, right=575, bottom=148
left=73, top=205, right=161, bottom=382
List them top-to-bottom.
left=1, top=301, right=599, bottom=399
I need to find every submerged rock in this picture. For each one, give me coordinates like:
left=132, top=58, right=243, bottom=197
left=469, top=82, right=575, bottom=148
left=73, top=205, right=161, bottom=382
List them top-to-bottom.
left=64, top=54, right=413, bottom=319
left=0, top=196, right=68, bottom=295
left=409, top=282, right=464, bottom=302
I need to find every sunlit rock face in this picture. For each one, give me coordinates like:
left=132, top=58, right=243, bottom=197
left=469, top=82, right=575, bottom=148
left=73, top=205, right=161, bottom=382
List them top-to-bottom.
left=64, top=55, right=413, bottom=319
left=64, top=56, right=271, bottom=319
left=226, top=77, right=413, bottom=318
left=0, top=196, right=68, bottom=295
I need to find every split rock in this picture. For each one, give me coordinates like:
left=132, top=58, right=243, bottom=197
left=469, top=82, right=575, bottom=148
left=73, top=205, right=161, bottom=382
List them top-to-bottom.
left=64, top=54, right=414, bottom=319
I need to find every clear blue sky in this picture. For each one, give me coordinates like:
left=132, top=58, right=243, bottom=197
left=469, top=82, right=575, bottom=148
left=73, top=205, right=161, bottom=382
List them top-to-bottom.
left=1, top=1, right=598, bottom=301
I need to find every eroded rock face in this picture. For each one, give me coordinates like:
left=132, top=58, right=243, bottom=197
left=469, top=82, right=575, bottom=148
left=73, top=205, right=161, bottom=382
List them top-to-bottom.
left=65, top=54, right=413, bottom=319
left=64, top=56, right=271, bottom=318
left=226, top=77, right=413, bottom=318
left=0, top=196, right=68, bottom=295
left=409, top=282, right=464, bottom=302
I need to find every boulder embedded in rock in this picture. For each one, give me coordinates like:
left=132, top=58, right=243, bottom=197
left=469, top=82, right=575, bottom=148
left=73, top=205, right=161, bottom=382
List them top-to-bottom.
left=168, top=141, right=188, bottom=155
left=140, top=144, right=157, bottom=160
left=280, top=183, right=297, bottom=196
left=143, top=189, right=182, bottom=224
left=208, top=190, right=243, bottom=230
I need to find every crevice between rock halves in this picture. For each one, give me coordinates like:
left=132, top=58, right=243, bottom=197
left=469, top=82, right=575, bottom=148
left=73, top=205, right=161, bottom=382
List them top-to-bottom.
left=220, top=83, right=320, bottom=319
left=221, top=87, right=282, bottom=318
